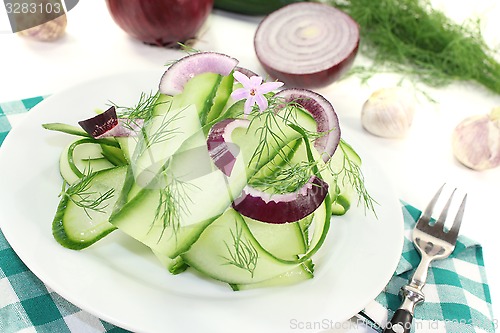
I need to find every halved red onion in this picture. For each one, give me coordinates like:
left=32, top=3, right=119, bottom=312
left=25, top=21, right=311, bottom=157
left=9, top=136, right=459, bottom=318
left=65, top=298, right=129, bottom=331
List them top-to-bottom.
left=254, top=2, right=359, bottom=89
left=159, top=52, right=239, bottom=95
left=275, top=89, right=340, bottom=162
left=78, top=106, right=143, bottom=139
left=206, top=118, right=250, bottom=177
left=232, top=177, right=329, bottom=224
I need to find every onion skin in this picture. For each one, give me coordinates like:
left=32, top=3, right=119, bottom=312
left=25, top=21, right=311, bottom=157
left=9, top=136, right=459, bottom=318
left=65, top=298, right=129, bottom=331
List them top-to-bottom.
left=105, top=0, right=214, bottom=47
left=254, top=2, right=359, bottom=89
left=160, top=52, right=239, bottom=95
left=275, top=89, right=340, bottom=161
left=78, top=106, right=143, bottom=139
left=206, top=118, right=249, bottom=177
left=232, top=176, right=329, bottom=224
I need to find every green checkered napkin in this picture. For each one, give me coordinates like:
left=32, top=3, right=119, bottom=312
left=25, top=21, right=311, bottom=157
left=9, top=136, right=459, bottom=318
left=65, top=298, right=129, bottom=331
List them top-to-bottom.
left=0, top=97, right=496, bottom=333
left=361, top=204, right=496, bottom=333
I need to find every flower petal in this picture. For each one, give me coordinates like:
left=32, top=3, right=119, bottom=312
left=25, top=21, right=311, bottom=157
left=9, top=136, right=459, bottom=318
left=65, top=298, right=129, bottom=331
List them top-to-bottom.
left=233, top=71, right=252, bottom=88
left=249, top=75, right=263, bottom=88
left=258, top=81, right=284, bottom=94
left=231, top=87, right=249, bottom=101
left=255, top=94, right=269, bottom=112
left=244, top=97, right=255, bottom=115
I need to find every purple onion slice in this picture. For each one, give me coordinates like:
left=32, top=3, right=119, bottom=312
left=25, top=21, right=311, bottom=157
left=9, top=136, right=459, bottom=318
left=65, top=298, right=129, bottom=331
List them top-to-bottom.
left=254, top=2, right=359, bottom=89
left=159, top=52, right=239, bottom=95
left=207, top=88, right=339, bottom=224
left=275, top=88, right=341, bottom=162
left=78, top=106, right=143, bottom=139
left=206, top=118, right=250, bottom=177
left=232, top=176, right=329, bottom=224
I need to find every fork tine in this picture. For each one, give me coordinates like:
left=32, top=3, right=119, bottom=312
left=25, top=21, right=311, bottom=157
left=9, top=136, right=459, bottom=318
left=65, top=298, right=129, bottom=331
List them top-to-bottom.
left=417, top=184, right=445, bottom=226
left=434, top=188, right=456, bottom=229
left=447, top=194, right=467, bottom=241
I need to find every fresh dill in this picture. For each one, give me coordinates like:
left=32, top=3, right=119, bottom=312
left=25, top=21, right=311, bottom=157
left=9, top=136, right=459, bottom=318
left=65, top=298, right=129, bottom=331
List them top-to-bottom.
left=322, top=0, right=500, bottom=94
left=164, top=43, right=201, bottom=67
left=111, top=91, right=166, bottom=121
left=246, top=96, right=310, bottom=170
left=142, top=108, right=185, bottom=149
left=328, top=139, right=378, bottom=216
left=249, top=160, right=317, bottom=194
left=152, top=166, right=200, bottom=242
left=61, top=173, right=115, bottom=219
left=222, top=222, right=259, bottom=277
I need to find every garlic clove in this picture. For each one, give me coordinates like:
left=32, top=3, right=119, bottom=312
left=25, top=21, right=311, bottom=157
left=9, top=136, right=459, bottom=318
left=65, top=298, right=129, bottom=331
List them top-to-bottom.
left=17, top=13, right=67, bottom=42
left=361, top=87, right=415, bottom=138
left=452, top=107, right=500, bottom=171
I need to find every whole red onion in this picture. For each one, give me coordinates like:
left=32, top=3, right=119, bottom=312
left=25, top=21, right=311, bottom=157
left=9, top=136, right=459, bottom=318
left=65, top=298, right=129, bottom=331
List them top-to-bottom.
left=105, top=0, right=214, bottom=47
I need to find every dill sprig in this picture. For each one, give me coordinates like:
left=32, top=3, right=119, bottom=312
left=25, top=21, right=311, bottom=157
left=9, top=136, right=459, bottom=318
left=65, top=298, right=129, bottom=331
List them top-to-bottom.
left=322, top=0, right=500, bottom=94
left=164, top=43, right=201, bottom=67
left=111, top=91, right=166, bottom=121
left=246, top=96, right=310, bottom=169
left=143, top=108, right=185, bottom=149
left=328, top=139, right=377, bottom=216
left=249, top=160, right=317, bottom=194
left=152, top=166, right=200, bottom=242
left=61, top=173, right=115, bottom=219
left=222, top=222, right=259, bottom=277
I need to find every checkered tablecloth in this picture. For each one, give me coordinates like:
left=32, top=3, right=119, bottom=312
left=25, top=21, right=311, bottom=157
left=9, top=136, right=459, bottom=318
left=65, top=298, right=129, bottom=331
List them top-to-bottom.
left=0, top=97, right=497, bottom=333
left=361, top=204, right=496, bottom=332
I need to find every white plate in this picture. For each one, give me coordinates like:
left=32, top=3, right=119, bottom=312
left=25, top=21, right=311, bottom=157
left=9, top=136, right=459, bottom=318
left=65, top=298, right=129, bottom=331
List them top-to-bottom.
left=0, top=71, right=404, bottom=333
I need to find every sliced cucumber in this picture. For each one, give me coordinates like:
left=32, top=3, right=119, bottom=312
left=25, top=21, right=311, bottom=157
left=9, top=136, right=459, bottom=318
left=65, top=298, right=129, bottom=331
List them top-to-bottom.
left=157, top=72, right=223, bottom=127
left=206, top=73, right=234, bottom=123
left=130, top=104, right=202, bottom=188
left=43, top=122, right=92, bottom=138
left=109, top=127, right=249, bottom=257
left=60, top=138, right=115, bottom=184
left=328, top=139, right=362, bottom=216
left=100, top=143, right=128, bottom=166
left=52, top=166, right=128, bottom=250
left=109, top=186, right=217, bottom=259
left=182, top=209, right=304, bottom=284
left=243, top=215, right=307, bottom=261
left=152, top=250, right=189, bottom=275
left=230, top=260, right=314, bottom=291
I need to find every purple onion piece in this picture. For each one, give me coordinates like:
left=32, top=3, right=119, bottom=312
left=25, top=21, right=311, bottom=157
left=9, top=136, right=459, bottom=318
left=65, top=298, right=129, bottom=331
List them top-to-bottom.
left=159, top=52, right=239, bottom=95
left=234, top=66, right=258, bottom=78
left=275, top=88, right=341, bottom=162
left=78, top=106, right=144, bottom=139
left=207, top=118, right=250, bottom=177
left=232, top=176, right=329, bottom=224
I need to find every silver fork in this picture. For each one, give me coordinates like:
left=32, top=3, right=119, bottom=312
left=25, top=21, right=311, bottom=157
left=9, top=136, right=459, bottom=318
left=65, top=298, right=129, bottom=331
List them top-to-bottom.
left=383, top=184, right=467, bottom=333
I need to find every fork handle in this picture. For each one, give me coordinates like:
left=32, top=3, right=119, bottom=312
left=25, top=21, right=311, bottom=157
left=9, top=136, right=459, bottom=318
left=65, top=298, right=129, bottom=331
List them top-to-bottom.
left=382, top=285, right=425, bottom=333
left=383, top=309, right=413, bottom=333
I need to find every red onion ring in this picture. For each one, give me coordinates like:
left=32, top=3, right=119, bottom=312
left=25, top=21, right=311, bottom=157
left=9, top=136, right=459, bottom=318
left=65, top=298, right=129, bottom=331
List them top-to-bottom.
left=159, top=52, right=239, bottom=95
left=275, top=89, right=340, bottom=162
left=232, top=176, right=329, bottom=224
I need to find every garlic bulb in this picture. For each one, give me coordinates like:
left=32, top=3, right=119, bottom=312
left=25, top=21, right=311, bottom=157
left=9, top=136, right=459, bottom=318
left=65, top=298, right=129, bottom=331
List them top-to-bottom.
left=17, top=13, right=67, bottom=42
left=361, top=87, right=415, bottom=138
left=452, top=107, right=500, bottom=171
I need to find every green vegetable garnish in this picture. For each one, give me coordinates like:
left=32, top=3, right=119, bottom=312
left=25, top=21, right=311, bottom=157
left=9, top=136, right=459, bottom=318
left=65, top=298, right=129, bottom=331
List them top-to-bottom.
left=324, top=0, right=500, bottom=94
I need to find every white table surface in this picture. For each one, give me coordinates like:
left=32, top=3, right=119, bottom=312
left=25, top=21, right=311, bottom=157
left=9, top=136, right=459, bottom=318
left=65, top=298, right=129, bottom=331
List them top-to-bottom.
left=1, top=1, right=499, bottom=332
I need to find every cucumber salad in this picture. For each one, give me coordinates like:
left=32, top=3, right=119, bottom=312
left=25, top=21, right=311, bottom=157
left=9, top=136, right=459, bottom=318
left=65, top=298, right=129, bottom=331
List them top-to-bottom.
left=43, top=52, right=375, bottom=291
